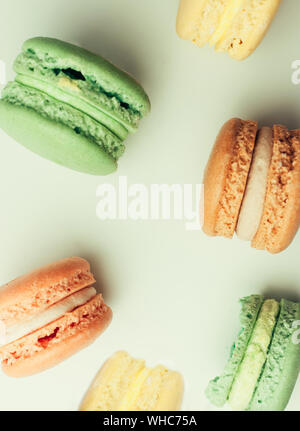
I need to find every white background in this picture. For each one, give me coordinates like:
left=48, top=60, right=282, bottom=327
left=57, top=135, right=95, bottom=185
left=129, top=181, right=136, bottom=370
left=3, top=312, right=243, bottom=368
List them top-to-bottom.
left=0, top=0, right=300, bottom=411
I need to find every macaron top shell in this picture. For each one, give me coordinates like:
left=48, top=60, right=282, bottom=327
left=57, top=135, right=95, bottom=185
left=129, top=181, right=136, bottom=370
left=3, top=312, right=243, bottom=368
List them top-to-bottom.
left=17, top=37, right=151, bottom=119
left=203, top=118, right=257, bottom=238
left=0, top=257, right=95, bottom=327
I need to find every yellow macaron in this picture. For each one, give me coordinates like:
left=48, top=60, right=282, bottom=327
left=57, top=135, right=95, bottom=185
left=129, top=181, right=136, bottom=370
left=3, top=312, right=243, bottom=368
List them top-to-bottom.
left=177, top=0, right=282, bottom=60
left=80, top=351, right=184, bottom=411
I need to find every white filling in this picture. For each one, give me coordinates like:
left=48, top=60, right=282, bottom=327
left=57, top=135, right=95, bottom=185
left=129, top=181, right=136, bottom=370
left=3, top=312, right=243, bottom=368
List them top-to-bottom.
left=236, top=127, right=273, bottom=242
left=0, top=286, right=97, bottom=347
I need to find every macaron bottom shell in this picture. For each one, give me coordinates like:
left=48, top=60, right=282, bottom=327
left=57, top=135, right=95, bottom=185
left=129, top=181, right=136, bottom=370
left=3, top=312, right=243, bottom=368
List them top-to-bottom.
left=0, top=100, right=117, bottom=175
left=0, top=294, right=112, bottom=377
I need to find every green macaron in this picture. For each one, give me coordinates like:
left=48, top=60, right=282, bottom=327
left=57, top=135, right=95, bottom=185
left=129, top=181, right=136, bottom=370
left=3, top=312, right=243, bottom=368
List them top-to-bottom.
left=0, top=37, right=150, bottom=175
left=206, top=294, right=300, bottom=411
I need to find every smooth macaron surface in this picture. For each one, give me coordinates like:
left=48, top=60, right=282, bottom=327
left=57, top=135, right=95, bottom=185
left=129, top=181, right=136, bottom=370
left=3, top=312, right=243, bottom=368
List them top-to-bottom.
left=0, top=37, right=150, bottom=175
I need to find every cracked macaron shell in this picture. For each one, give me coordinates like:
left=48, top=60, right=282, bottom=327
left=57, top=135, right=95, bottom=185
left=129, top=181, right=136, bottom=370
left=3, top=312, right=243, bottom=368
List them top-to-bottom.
left=14, top=37, right=150, bottom=133
left=0, top=294, right=112, bottom=377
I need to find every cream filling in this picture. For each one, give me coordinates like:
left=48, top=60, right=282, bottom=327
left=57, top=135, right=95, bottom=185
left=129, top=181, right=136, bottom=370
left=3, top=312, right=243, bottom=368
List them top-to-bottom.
left=209, top=0, right=243, bottom=45
left=58, top=76, right=81, bottom=93
left=236, top=127, right=273, bottom=242
left=0, top=286, right=97, bottom=346
left=228, top=299, right=279, bottom=410
left=118, top=366, right=152, bottom=411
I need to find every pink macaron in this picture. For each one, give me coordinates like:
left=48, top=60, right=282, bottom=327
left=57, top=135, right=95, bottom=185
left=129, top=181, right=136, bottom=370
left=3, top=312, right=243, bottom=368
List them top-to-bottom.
left=0, top=257, right=112, bottom=377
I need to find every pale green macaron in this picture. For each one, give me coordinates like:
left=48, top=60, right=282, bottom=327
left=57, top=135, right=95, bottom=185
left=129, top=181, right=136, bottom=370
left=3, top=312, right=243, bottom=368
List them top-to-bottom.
left=0, top=37, right=150, bottom=175
left=206, top=294, right=300, bottom=411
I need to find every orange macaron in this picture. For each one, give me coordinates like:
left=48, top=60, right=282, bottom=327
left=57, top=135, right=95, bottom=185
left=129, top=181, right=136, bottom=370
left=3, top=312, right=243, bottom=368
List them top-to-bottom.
left=203, top=118, right=300, bottom=253
left=0, top=257, right=112, bottom=377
